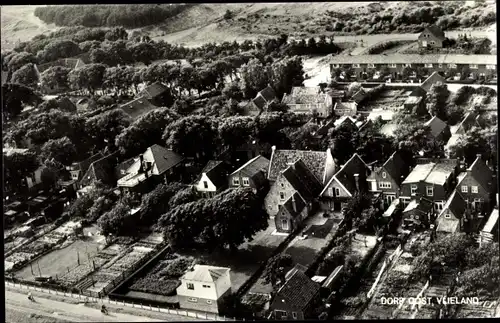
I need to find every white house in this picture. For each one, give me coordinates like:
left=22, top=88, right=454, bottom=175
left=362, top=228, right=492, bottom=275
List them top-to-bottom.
left=194, top=160, right=228, bottom=198
left=176, top=265, right=232, bottom=314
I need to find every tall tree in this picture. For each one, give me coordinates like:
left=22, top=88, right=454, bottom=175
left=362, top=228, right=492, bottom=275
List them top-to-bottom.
left=11, top=63, right=39, bottom=88
left=40, top=66, right=72, bottom=91
left=426, top=82, right=451, bottom=120
left=1, top=83, right=42, bottom=120
left=40, top=136, right=77, bottom=166
left=4, top=151, right=39, bottom=196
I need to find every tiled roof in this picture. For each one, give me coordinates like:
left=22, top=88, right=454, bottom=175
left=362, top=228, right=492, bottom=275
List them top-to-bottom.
left=422, top=25, right=445, bottom=41
left=328, top=54, right=497, bottom=65
left=421, top=71, right=446, bottom=92
left=139, top=82, right=168, bottom=100
left=259, top=85, right=277, bottom=102
left=283, top=87, right=327, bottom=105
left=351, top=88, right=367, bottom=103
left=252, top=95, right=267, bottom=111
left=119, top=96, right=159, bottom=120
left=405, top=96, right=423, bottom=105
left=334, top=101, right=357, bottom=112
left=334, top=116, right=357, bottom=128
left=424, top=116, right=448, bottom=138
left=268, top=149, right=328, bottom=183
left=380, top=151, right=408, bottom=185
left=80, top=152, right=119, bottom=187
left=332, top=153, right=370, bottom=195
left=231, top=155, right=270, bottom=178
left=461, top=155, right=493, bottom=192
left=281, top=159, right=322, bottom=202
left=200, top=160, right=228, bottom=188
left=425, top=161, right=458, bottom=186
left=403, top=163, right=436, bottom=183
left=438, top=191, right=466, bottom=219
left=281, top=192, right=307, bottom=217
left=403, top=198, right=433, bottom=214
left=436, top=219, right=459, bottom=233
left=182, top=264, right=230, bottom=283
left=272, top=269, right=320, bottom=311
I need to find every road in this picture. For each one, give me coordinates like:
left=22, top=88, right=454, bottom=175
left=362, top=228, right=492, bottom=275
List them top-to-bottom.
left=5, top=289, right=169, bottom=322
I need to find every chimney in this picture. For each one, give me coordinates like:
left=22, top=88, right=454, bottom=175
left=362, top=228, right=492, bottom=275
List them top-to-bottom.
left=271, top=145, right=276, bottom=152
left=476, top=154, right=482, bottom=160
left=354, top=173, right=360, bottom=191
left=292, top=195, right=297, bottom=213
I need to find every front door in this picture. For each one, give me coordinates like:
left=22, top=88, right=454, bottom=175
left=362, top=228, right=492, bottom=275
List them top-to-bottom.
left=422, top=40, right=427, bottom=47
left=281, top=219, right=289, bottom=231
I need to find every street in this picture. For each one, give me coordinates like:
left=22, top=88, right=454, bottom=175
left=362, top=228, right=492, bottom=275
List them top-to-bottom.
left=5, top=288, right=174, bottom=322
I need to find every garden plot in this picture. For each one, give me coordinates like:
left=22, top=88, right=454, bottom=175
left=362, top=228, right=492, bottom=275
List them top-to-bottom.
left=363, top=89, right=412, bottom=111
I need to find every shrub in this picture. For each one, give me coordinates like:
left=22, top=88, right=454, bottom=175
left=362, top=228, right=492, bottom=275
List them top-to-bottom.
left=160, top=257, right=194, bottom=278
left=129, top=277, right=181, bottom=295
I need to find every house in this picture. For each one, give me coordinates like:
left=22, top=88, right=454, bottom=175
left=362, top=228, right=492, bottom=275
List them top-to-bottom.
left=418, top=25, right=446, bottom=49
left=328, top=54, right=496, bottom=81
left=36, top=55, right=88, bottom=94
left=420, top=72, right=446, bottom=93
left=137, top=82, right=171, bottom=107
left=243, top=85, right=278, bottom=116
left=282, top=87, right=333, bottom=118
left=351, top=88, right=367, bottom=104
left=328, top=89, right=346, bottom=102
left=56, top=96, right=77, bottom=113
left=119, top=96, right=159, bottom=121
left=403, top=96, right=425, bottom=114
left=75, top=97, right=97, bottom=113
left=333, top=101, right=357, bottom=117
left=446, top=112, right=479, bottom=157
left=333, top=116, right=359, bottom=129
left=424, top=116, right=451, bottom=142
left=117, top=144, right=184, bottom=194
left=267, top=146, right=336, bottom=185
left=367, top=151, right=410, bottom=207
left=78, top=152, right=120, bottom=197
left=59, top=153, right=105, bottom=191
left=319, top=154, right=371, bottom=212
left=455, top=154, right=495, bottom=215
left=229, top=155, right=270, bottom=193
left=265, top=159, right=322, bottom=221
left=400, top=159, right=459, bottom=212
left=195, top=160, right=228, bottom=198
left=435, top=191, right=468, bottom=234
left=275, top=192, right=309, bottom=233
left=402, top=197, right=434, bottom=229
left=478, top=208, right=498, bottom=245
left=176, top=265, right=232, bottom=314
left=270, top=265, right=321, bottom=320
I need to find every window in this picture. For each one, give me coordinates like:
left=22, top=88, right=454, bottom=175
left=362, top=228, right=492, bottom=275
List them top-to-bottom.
left=430, top=41, right=435, bottom=45
left=368, top=63, right=375, bottom=68
left=389, top=63, right=397, bottom=68
left=405, top=63, right=412, bottom=67
left=425, top=63, right=433, bottom=68
left=448, top=63, right=457, bottom=68
left=332, top=64, right=340, bottom=68
left=353, top=64, right=361, bottom=68
left=438, top=64, right=443, bottom=68
left=470, top=64, right=478, bottom=69
left=487, top=65, right=496, bottom=70
left=120, top=169, right=126, bottom=175
left=72, top=173, right=79, bottom=180
left=232, top=177, right=240, bottom=186
left=242, top=177, right=250, bottom=186
left=203, top=181, right=208, bottom=189
left=280, top=182, right=285, bottom=188
left=379, top=182, right=391, bottom=189
left=411, top=185, right=418, bottom=196
left=426, top=186, right=434, bottom=197
left=461, top=186, right=468, bottom=193
left=471, top=186, right=478, bottom=193
left=335, top=187, right=340, bottom=196
left=279, top=192, right=285, bottom=200
left=435, top=201, right=444, bottom=211
left=444, top=214, right=451, bottom=219
left=415, top=215, right=420, bottom=220
left=187, top=283, right=194, bottom=290
left=202, top=285, right=210, bottom=288
left=188, top=297, right=198, bottom=303
left=206, top=300, right=212, bottom=304
left=276, top=310, right=287, bottom=319
left=292, top=312, right=298, bottom=319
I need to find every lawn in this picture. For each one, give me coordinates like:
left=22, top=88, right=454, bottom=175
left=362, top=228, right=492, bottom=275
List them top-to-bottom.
left=362, top=88, right=412, bottom=111
left=14, top=238, right=101, bottom=281
left=6, top=309, right=70, bottom=323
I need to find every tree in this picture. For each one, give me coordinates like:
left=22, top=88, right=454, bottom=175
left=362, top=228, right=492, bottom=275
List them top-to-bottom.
left=223, top=9, right=233, bottom=20
left=38, top=39, right=81, bottom=63
left=129, top=41, right=158, bottom=65
left=7, top=52, right=38, bottom=72
left=268, top=56, right=305, bottom=98
left=239, top=58, right=271, bottom=99
left=11, top=63, right=39, bottom=88
left=68, top=63, right=106, bottom=95
left=40, top=66, right=72, bottom=91
left=222, top=82, right=244, bottom=101
left=347, top=82, right=362, bottom=97
left=426, top=82, right=450, bottom=120
left=1, top=83, right=42, bottom=120
left=85, top=108, right=131, bottom=151
left=162, top=115, right=218, bottom=160
left=218, top=116, right=255, bottom=151
left=394, top=122, right=444, bottom=164
left=286, top=123, right=322, bottom=150
left=329, top=123, right=359, bottom=164
left=448, top=126, right=497, bottom=165
left=40, top=136, right=77, bottom=166
left=4, top=150, right=39, bottom=196
left=140, top=183, right=185, bottom=226
left=168, top=186, right=200, bottom=208
left=97, top=200, right=135, bottom=236
left=262, top=254, right=293, bottom=287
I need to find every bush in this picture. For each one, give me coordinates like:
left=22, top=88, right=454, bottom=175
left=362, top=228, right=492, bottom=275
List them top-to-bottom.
left=159, top=257, right=194, bottom=278
left=129, top=277, right=181, bottom=295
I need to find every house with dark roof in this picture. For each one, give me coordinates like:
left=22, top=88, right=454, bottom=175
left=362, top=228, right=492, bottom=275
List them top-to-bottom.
left=418, top=25, right=446, bottom=49
left=420, top=72, right=446, bottom=93
left=138, top=82, right=171, bottom=107
left=243, top=85, right=278, bottom=116
left=282, top=87, right=333, bottom=118
left=351, top=88, right=367, bottom=104
left=56, top=96, right=77, bottom=113
left=119, top=96, right=159, bottom=121
left=403, top=96, right=425, bottom=114
left=75, top=97, right=97, bottom=113
left=333, top=101, right=357, bottom=117
left=424, top=116, right=451, bottom=142
left=117, top=144, right=184, bottom=194
left=267, top=146, right=336, bottom=186
left=367, top=151, right=410, bottom=208
left=60, top=152, right=105, bottom=191
left=78, top=152, right=120, bottom=197
left=319, top=154, right=371, bottom=212
left=455, top=154, right=495, bottom=215
left=229, top=155, right=270, bottom=193
left=265, top=159, right=322, bottom=224
left=400, top=159, right=459, bottom=211
left=195, top=160, right=228, bottom=198
left=435, top=191, right=468, bottom=234
left=275, top=192, right=309, bottom=233
left=402, top=197, right=434, bottom=229
left=176, top=264, right=232, bottom=314
left=270, top=265, right=321, bottom=320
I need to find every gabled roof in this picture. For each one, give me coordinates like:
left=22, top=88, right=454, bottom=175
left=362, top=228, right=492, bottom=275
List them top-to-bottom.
left=421, top=25, right=445, bottom=41
left=327, top=54, right=496, bottom=65
left=37, top=57, right=86, bottom=74
left=421, top=72, right=446, bottom=92
left=138, top=82, right=168, bottom=100
left=259, top=85, right=277, bottom=102
left=283, top=87, right=327, bottom=105
left=351, top=88, right=367, bottom=103
left=252, top=95, right=268, bottom=111
left=119, top=96, right=159, bottom=120
left=404, top=96, right=423, bottom=105
left=334, top=101, right=357, bottom=111
left=454, top=112, right=478, bottom=135
left=334, top=116, right=357, bottom=128
left=424, top=116, right=448, bottom=138
left=268, top=148, right=328, bottom=183
left=379, top=151, right=408, bottom=185
left=71, top=152, right=104, bottom=173
left=80, top=152, right=119, bottom=187
left=328, top=153, right=370, bottom=195
left=231, top=155, right=270, bottom=178
left=459, top=155, right=493, bottom=192
left=281, top=159, right=322, bottom=202
left=199, top=160, right=228, bottom=188
left=403, top=160, right=458, bottom=185
left=438, top=191, right=466, bottom=219
left=280, top=192, right=307, bottom=217
left=403, top=198, right=433, bottom=214
left=482, top=209, right=498, bottom=233
left=182, top=264, right=230, bottom=283
left=272, top=268, right=320, bottom=311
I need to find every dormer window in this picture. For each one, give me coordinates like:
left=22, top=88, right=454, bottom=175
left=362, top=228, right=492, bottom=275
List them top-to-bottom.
left=353, top=64, right=361, bottom=68
left=232, top=177, right=240, bottom=186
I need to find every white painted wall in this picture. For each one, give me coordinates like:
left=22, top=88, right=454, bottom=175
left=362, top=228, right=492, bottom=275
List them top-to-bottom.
left=195, top=173, right=217, bottom=193
left=177, top=280, right=218, bottom=300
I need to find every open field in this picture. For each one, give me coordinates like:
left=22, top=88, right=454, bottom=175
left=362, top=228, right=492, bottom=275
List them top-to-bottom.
left=14, top=239, right=102, bottom=281
left=6, top=308, right=71, bottom=323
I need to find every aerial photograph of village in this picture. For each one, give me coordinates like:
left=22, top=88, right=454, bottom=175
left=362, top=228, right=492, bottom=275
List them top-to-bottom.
left=2, top=1, right=499, bottom=322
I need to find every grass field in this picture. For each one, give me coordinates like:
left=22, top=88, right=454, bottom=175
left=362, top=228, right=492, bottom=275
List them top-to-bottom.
left=14, top=239, right=101, bottom=281
left=6, top=309, right=70, bottom=323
